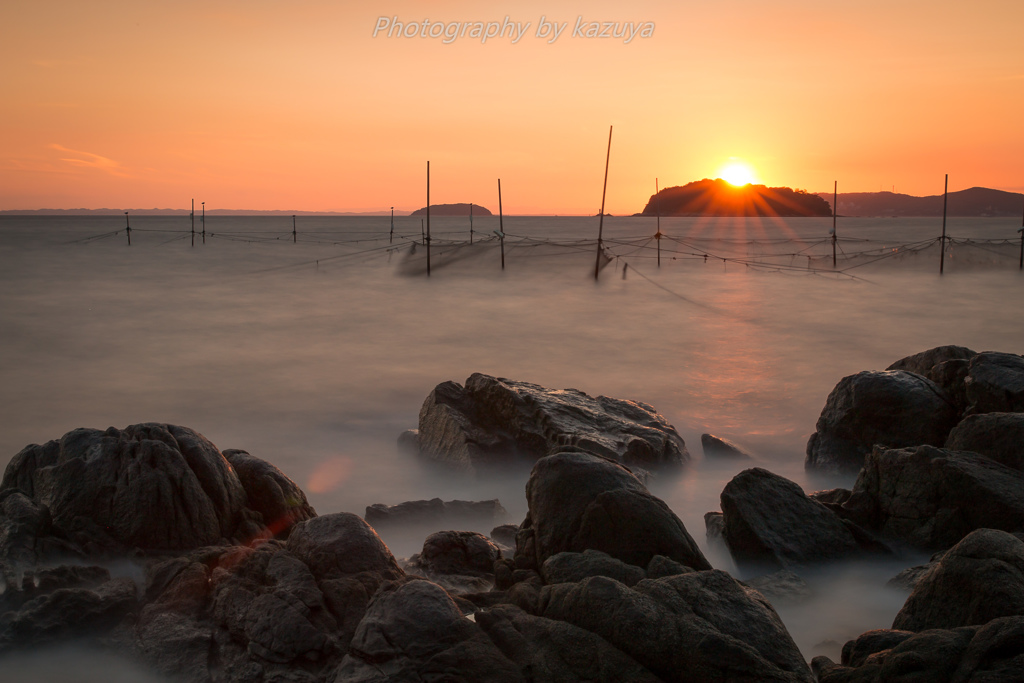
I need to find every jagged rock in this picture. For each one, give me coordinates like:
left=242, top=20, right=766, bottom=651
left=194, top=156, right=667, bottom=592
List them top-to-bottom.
left=887, top=345, right=977, bottom=377
left=887, top=345, right=976, bottom=412
left=964, top=351, right=1024, bottom=415
left=805, top=371, right=960, bottom=473
left=414, top=374, right=689, bottom=472
left=945, top=412, right=1024, bottom=472
left=0, top=424, right=267, bottom=553
left=701, top=433, right=752, bottom=458
left=843, top=445, right=1024, bottom=550
left=223, top=449, right=316, bottom=538
left=514, top=450, right=710, bottom=573
left=720, top=468, right=873, bottom=571
left=0, top=490, right=81, bottom=567
left=364, top=498, right=507, bottom=529
left=704, top=511, right=725, bottom=542
left=285, top=513, right=403, bottom=581
left=490, top=524, right=519, bottom=548
left=892, top=529, right=1024, bottom=632
left=540, top=549, right=646, bottom=587
left=745, top=570, right=813, bottom=604
left=540, top=571, right=814, bottom=682
left=0, top=576, right=137, bottom=652
left=334, top=578, right=524, bottom=682
left=476, top=604, right=661, bottom=682
left=138, top=611, right=216, bottom=683
left=812, top=617, right=1024, bottom=682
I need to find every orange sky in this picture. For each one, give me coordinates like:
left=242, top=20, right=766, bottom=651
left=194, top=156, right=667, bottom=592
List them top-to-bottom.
left=2, top=0, right=1022, bottom=214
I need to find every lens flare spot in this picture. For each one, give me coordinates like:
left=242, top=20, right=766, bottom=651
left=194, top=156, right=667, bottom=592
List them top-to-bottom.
left=307, top=456, right=353, bottom=494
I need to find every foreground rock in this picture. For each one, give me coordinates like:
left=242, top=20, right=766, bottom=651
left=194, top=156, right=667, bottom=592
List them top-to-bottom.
left=805, top=370, right=960, bottom=474
left=413, top=373, right=689, bottom=472
left=0, top=424, right=286, bottom=556
left=841, top=445, right=1024, bottom=550
left=223, top=449, right=317, bottom=537
left=513, top=450, right=710, bottom=573
left=719, top=468, right=882, bottom=571
left=365, top=498, right=507, bottom=529
left=892, top=529, right=1024, bottom=632
left=540, top=572, right=815, bottom=682
left=812, top=616, right=1024, bottom=682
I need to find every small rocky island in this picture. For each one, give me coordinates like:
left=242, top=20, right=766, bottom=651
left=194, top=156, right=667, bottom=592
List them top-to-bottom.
left=638, top=178, right=833, bottom=217
left=409, top=203, right=492, bottom=217
left=1, top=347, right=1022, bottom=681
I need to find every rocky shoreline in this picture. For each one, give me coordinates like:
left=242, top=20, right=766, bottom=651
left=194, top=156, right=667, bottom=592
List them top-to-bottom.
left=1, top=349, right=1022, bottom=681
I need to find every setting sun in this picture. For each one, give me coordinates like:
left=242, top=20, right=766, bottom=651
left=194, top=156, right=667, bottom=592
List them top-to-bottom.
left=717, top=161, right=759, bottom=187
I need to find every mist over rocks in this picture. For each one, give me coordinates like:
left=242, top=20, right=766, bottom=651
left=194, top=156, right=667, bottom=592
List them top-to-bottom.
left=410, top=373, right=690, bottom=472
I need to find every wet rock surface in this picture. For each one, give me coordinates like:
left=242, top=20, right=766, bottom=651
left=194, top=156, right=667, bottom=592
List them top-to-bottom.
left=964, top=351, right=1024, bottom=415
left=805, top=370, right=960, bottom=474
left=413, top=373, right=689, bottom=471
left=944, top=412, right=1024, bottom=472
left=841, top=445, right=1024, bottom=550
left=513, top=450, right=710, bottom=572
left=720, top=468, right=874, bottom=571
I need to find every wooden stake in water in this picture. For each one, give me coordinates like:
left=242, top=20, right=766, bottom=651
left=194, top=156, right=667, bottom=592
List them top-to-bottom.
left=594, top=125, right=613, bottom=281
left=426, top=160, right=431, bottom=277
left=940, top=174, right=948, bottom=275
left=655, top=178, right=662, bottom=267
left=498, top=179, right=505, bottom=270
left=832, top=180, right=838, bottom=268
left=191, top=198, right=195, bottom=247
left=1019, top=198, right=1023, bottom=270
left=202, top=202, right=206, bottom=244
left=469, top=203, right=474, bottom=244
left=390, top=206, right=394, bottom=244
left=125, top=211, right=131, bottom=246
left=292, top=215, right=296, bottom=243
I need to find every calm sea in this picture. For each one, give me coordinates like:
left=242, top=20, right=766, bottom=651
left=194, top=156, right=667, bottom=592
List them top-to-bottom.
left=1, top=213, right=1021, bottom=665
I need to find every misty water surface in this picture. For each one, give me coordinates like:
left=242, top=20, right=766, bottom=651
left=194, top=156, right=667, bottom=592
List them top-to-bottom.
left=1, top=214, right=1021, bottom=668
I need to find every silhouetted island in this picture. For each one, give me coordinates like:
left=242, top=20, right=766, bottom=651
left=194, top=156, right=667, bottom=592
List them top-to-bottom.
left=638, top=179, right=832, bottom=218
left=816, top=187, right=1024, bottom=217
left=410, top=203, right=492, bottom=217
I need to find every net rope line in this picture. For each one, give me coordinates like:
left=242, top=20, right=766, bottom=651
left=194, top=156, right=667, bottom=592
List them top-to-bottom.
left=68, top=224, right=1022, bottom=275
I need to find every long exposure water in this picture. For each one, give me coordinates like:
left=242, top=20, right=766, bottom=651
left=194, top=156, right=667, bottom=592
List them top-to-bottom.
left=1, top=213, right=1021, bottom=672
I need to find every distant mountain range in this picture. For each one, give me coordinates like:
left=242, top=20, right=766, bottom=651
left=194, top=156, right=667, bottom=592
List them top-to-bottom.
left=638, top=179, right=832, bottom=217
left=817, top=187, right=1024, bottom=217
left=409, top=203, right=492, bottom=217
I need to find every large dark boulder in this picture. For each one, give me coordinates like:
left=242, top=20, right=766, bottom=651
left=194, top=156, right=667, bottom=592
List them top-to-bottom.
left=964, top=351, right=1024, bottom=415
left=805, top=371, right=960, bottom=473
left=415, top=374, right=689, bottom=471
left=945, top=412, right=1024, bottom=472
left=0, top=424, right=266, bottom=553
left=843, top=445, right=1024, bottom=550
left=223, top=449, right=316, bottom=538
left=514, top=451, right=709, bottom=572
left=720, top=468, right=871, bottom=571
left=286, top=513, right=403, bottom=581
left=892, top=529, right=1024, bottom=632
left=411, top=530, right=502, bottom=577
left=540, top=572, right=814, bottom=682
left=334, top=578, right=524, bottom=682
left=476, top=604, right=661, bottom=682
left=812, top=617, right=1024, bottom=683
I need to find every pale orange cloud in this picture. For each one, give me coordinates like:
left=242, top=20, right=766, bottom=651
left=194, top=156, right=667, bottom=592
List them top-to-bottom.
left=49, top=144, right=130, bottom=178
